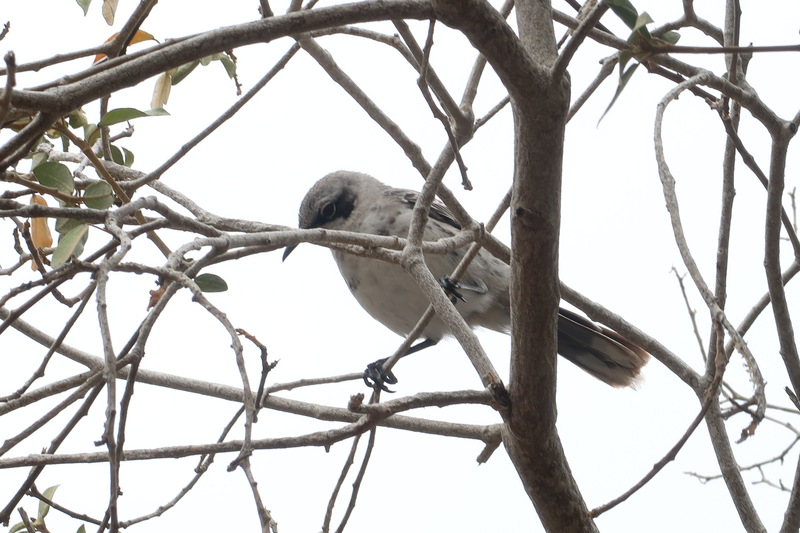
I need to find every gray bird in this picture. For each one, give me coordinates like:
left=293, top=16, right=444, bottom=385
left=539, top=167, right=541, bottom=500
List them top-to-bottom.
left=284, top=171, right=649, bottom=388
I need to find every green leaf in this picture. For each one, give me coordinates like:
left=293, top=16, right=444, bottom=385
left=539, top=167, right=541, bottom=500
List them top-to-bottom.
left=76, top=0, right=92, bottom=15
left=605, top=0, right=639, bottom=29
left=632, top=12, right=654, bottom=33
left=656, top=30, right=681, bottom=45
left=617, top=49, right=633, bottom=74
left=199, top=53, right=237, bottom=79
left=171, top=54, right=236, bottom=86
left=217, top=55, right=237, bottom=79
left=598, top=58, right=640, bottom=124
left=171, top=61, right=200, bottom=85
left=98, top=107, right=169, bottom=127
left=68, top=109, right=89, bottom=128
left=84, top=124, right=100, bottom=146
left=109, top=144, right=124, bottom=165
left=122, top=147, right=134, bottom=167
left=31, top=152, right=48, bottom=169
left=33, top=162, right=75, bottom=195
left=84, top=181, right=114, bottom=209
left=56, top=217, right=85, bottom=236
left=52, top=224, right=89, bottom=267
left=195, top=273, right=228, bottom=292
left=39, top=484, right=59, bottom=519
left=9, top=521, right=27, bottom=533
left=77, top=525, right=87, bottom=533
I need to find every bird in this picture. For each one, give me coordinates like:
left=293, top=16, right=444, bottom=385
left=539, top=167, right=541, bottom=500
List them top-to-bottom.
left=284, top=171, right=649, bottom=388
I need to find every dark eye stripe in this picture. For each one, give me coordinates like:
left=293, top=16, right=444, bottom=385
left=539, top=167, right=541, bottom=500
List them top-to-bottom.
left=311, top=189, right=356, bottom=228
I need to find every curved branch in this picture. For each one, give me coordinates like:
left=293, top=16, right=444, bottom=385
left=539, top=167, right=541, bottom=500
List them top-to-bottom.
left=1, top=1, right=436, bottom=166
left=8, top=2, right=433, bottom=113
left=764, top=133, right=800, bottom=394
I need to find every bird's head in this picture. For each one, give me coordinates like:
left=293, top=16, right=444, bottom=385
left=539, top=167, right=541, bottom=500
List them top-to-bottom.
left=283, top=171, right=377, bottom=261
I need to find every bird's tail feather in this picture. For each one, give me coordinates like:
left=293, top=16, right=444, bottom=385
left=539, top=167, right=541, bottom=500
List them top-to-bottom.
left=557, top=308, right=650, bottom=388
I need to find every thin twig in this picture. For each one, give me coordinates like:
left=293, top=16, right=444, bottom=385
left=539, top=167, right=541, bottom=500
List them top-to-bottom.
left=552, top=1, right=609, bottom=80
left=392, top=19, right=466, bottom=131
left=414, top=20, right=471, bottom=189
left=296, top=36, right=431, bottom=177
left=128, top=43, right=301, bottom=189
left=0, top=51, right=16, bottom=126
left=568, top=54, right=616, bottom=120
left=53, top=124, right=174, bottom=259
left=671, top=268, right=708, bottom=362
left=0, top=284, right=94, bottom=430
left=591, top=318, right=730, bottom=517
left=0, top=383, right=104, bottom=525
left=123, top=406, right=245, bottom=527
left=333, top=428, right=377, bottom=533
left=323, top=431, right=363, bottom=532
left=240, top=457, right=278, bottom=533
left=27, top=484, right=103, bottom=526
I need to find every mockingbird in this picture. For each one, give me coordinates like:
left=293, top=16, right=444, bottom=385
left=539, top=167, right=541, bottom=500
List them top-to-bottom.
left=284, top=171, right=649, bottom=388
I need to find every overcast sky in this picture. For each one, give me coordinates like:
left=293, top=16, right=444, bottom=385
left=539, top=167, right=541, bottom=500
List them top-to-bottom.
left=1, top=1, right=799, bottom=532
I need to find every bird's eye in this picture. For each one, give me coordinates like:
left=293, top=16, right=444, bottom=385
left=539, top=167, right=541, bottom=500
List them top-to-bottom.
left=320, top=203, right=336, bottom=219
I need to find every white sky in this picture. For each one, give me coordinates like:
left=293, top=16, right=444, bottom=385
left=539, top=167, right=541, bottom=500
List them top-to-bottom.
left=1, top=1, right=799, bottom=532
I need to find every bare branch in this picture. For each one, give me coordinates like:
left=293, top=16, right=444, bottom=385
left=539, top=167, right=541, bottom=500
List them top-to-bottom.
left=551, top=1, right=609, bottom=79
left=129, top=43, right=301, bottom=189
left=0, top=52, right=15, bottom=126
left=332, top=429, right=376, bottom=533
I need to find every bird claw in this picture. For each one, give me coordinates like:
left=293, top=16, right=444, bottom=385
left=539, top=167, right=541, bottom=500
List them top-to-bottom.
left=440, top=276, right=467, bottom=303
left=440, top=276, right=488, bottom=304
left=362, top=339, right=437, bottom=392
left=363, top=357, right=398, bottom=393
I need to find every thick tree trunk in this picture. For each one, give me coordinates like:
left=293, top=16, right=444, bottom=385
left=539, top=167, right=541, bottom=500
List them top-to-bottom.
left=434, top=0, right=597, bottom=530
left=505, top=2, right=597, bottom=530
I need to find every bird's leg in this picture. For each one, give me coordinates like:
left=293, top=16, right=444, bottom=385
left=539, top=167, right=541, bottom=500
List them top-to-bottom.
left=364, top=277, right=485, bottom=391
left=405, top=337, right=439, bottom=355
left=363, top=338, right=439, bottom=392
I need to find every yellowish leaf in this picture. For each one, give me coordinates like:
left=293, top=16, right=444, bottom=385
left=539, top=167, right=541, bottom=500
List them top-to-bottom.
left=93, top=30, right=157, bottom=63
left=127, top=30, right=156, bottom=46
left=151, top=72, right=172, bottom=109
left=30, top=195, right=53, bottom=271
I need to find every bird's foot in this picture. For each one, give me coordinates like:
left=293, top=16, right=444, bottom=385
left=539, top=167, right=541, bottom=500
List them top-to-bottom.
left=440, top=276, right=487, bottom=304
left=440, top=276, right=467, bottom=303
left=362, top=339, right=438, bottom=392
left=363, top=357, right=398, bottom=393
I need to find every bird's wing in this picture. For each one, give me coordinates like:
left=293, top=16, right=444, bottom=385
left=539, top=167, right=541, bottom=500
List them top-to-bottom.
left=388, top=188, right=462, bottom=230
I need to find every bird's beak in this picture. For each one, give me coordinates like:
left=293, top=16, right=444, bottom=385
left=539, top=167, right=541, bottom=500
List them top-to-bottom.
left=282, top=244, right=298, bottom=262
